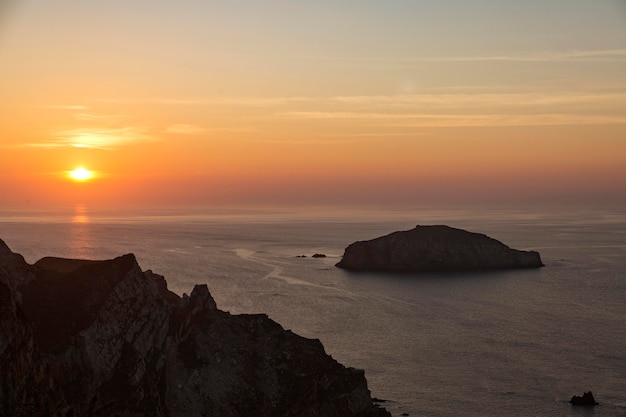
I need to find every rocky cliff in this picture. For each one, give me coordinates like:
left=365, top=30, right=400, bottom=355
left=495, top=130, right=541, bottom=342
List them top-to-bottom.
left=336, top=225, right=543, bottom=272
left=0, top=239, right=389, bottom=417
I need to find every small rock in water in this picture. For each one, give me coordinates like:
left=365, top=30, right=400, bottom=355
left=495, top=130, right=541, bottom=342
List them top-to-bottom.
left=570, top=391, right=599, bottom=406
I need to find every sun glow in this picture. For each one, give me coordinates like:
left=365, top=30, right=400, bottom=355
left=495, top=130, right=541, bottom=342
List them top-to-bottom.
left=68, top=167, right=94, bottom=182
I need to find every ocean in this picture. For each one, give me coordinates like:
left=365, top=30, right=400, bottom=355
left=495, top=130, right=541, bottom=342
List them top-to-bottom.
left=1, top=206, right=625, bottom=417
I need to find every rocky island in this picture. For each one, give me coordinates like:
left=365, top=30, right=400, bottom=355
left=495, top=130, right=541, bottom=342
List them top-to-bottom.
left=336, top=225, right=543, bottom=272
left=0, top=239, right=389, bottom=417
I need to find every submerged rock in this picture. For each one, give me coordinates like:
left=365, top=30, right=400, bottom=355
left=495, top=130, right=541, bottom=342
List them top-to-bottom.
left=336, top=225, right=543, bottom=272
left=0, top=238, right=389, bottom=417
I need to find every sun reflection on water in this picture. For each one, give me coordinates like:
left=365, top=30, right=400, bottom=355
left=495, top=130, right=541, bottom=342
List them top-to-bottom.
left=72, top=204, right=90, bottom=224
left=70, top=205, right=93, bottom=259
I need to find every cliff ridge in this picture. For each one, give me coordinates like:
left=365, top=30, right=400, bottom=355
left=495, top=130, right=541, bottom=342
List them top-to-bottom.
left=0, top=238, right=389, bottom=417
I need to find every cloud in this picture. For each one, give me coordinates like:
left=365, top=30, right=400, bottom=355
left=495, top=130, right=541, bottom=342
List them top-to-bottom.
left=302, top=48, right=626, bottom=64
left=557, top=48, right=626, bottom=61
left=415, top=49, right=626, bottom=63
left=96, top=90, right=626, bottom=116
left=265, top=91, right=625, bottom=127
left=330, top=92, right=626, bottom=109
left=95, top=96, right=313, bottom=107
left=95, top=97, right=210, bottom=106
left=38, top=104, right=89, bottom=110
left=26, top=105, right=156, bottom=149
left=278, top=111, right=626, bottom=127
left=74, top=113, right=130, bottom=122
left=165, top=124, right=207, bottom=135
left=165, top=124, right=265, bottom=135
left=9, top=127, right=155, bottom=150
left=50, top=127, right=155, bottom=149
left=17, top=143, right=65, bottom=149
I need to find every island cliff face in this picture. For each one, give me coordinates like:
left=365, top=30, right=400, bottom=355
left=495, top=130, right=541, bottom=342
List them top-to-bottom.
left=336, top=225, right=543, bottom=272
left=0, top=239, right=389, bottom=417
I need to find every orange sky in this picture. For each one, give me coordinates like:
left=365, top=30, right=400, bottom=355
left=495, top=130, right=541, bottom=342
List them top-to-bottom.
left=1, top=1, right=625, bottom=209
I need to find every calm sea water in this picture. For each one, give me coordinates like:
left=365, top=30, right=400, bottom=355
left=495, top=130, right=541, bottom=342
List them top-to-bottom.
left=1, top=206, right=625, bottom=417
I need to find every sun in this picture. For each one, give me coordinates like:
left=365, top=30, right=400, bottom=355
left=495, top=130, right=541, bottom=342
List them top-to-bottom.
left=68, top=167, right=94, bottom=182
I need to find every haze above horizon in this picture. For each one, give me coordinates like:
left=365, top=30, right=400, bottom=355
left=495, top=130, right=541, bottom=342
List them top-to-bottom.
left=1, top=1, right=625, bottom=210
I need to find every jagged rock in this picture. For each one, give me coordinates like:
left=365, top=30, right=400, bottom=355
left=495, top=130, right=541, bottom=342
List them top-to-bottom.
left=336, top=225, right=543, bottom=272
left=0, top=238, right=389, bottom=417
left=0, top=240, right=35, bottom=301
left=0, top=244, right=58, bottom=416
left=312, top=253, right=327, bottom=258
left=570, top=391, right=599, bottom=406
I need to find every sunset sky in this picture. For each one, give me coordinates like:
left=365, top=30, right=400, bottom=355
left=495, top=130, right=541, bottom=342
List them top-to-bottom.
left=1, top=1, right=625, bottom=209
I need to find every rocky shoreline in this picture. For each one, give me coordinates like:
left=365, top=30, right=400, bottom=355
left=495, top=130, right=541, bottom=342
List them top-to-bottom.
left=0, top=239, right=389, bottom=417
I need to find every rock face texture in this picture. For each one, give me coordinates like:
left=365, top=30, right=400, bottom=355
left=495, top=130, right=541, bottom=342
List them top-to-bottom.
left=336, top=225, right=543, bottom=272
left=0, top=239, right=389, bottom=417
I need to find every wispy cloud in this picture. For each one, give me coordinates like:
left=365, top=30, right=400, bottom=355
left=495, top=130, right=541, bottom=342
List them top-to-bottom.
left=302, top=48, right=626, bottom=64
left=557, top=48, right=626, bottom=61
left=410, top=49, right=626, bottom=63
left=34, top=87, right=623, bottom=139
left=273, top=89, right=626, bottom=127
left=95, top=90, right=626, bottom=114
left=330, top=92, right=626, bottom=109
left=95, top=96, right=313, bottom=107
left=95, top=97, right=211, bottom=106
left=38, top=104, right=89, bottom=110
left=24, top=105, right=156, bottom=149
left=279, top=111, right=626, bottom=127
left=74, top=113, right=130, bottom=122
left=164, top=124, right=263, bottom=135
left=10, top=126, right=156, bottom=150
left=50, top=127, right=155, bottom=149
left=254, top=131, right=434, bottom=144
left=18, top=143, right=65, bottom=149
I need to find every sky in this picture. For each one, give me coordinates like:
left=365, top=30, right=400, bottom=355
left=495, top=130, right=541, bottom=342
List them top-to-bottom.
left=1, top=0, right=625, bottom=209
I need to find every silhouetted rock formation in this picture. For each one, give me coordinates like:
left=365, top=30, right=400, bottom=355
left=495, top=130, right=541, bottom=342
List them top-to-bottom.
left=336, top=225, right=543, bottom=272
left=0, top=239, right=389, bottom=417
left=570, top=391, right=599, bottom=406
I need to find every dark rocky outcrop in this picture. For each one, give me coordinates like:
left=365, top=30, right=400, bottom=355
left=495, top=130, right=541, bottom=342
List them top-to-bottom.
left=336, top=225, right=543, bottom=272
left=0, top=239, right=389, bottom=417
left=570, top=391, right=599, bottom=406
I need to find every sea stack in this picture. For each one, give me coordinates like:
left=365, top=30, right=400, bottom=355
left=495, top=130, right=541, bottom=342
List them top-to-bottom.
left=336, top=225, right=543, bottom=272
